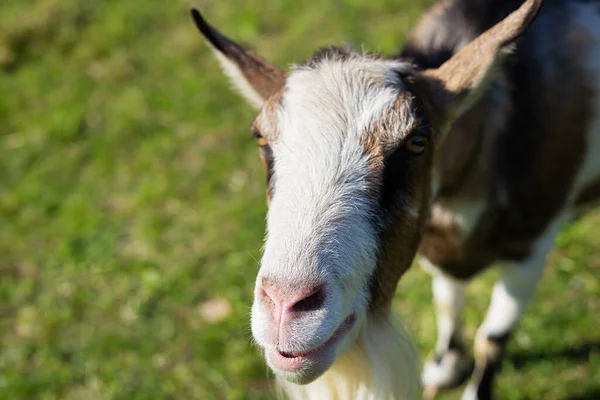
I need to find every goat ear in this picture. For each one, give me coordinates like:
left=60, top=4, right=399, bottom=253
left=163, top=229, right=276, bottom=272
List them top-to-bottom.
left=423, top=0, right=542, bottom=123
left=191, top=9, right=286, bottom=109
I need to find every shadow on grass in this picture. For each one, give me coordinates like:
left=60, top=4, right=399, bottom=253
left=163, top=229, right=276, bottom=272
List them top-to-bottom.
left=506, top=340, right=600, bottom=400
left=508, top=340, right=600, bottom=368
left=561, top=387, right=600, bottom=400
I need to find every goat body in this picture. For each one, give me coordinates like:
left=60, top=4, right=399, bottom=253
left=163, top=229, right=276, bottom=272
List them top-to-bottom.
left=403, top=0, right=600, bottom=398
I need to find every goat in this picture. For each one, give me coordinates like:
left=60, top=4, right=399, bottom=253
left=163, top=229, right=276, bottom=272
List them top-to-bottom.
left=190, top=0, right=597, bottom=398
left=401, top=1, right=600, bottom=398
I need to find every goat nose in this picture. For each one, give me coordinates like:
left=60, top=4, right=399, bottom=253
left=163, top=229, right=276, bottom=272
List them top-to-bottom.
left=259, top=281, right=326, bottom=318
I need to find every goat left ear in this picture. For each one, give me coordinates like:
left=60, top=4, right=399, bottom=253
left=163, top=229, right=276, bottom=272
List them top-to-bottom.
left=421, top=0, right=543, bottom=127
left=191, top=9, right=286, bottom=109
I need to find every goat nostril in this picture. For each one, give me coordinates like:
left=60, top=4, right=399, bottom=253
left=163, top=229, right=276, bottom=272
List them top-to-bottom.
left=291, top=286, right=325, bottom=313
left=260, top=287, right=274, bottom=306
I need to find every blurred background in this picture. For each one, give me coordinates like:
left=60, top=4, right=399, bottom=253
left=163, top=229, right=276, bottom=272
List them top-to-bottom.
left=0, top=0, right=598, bottom=399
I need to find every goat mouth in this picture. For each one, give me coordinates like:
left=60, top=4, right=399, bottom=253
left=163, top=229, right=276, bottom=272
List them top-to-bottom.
left=269, top=313, right=357, bottom=373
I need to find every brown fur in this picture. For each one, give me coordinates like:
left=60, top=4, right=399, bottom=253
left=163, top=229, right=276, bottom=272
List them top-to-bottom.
left=424, top=0, right=542, bottom=117
left=402, top=1, right=598, bottom=397
left=416, top=2, right=597, bottom=279
left=190, top=9, right=285, bottom=101
left=254, top=90, right=284, bottom=140
left=251, top=91, right=285, bottom=203
left=361, top=91, right=420, bottom=179
left=363, top=93, right=436, bottom=309
left=371, top=157, right=433, bottom=310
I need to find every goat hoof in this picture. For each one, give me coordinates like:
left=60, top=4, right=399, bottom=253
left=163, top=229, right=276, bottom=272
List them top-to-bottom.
left=422, top=350, right=474, bottom=392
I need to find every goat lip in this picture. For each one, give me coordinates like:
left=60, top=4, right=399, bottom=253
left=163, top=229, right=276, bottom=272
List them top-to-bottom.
left=267, top=313, right=356, bottom=373
left=268, top=348, right=309, bottom=372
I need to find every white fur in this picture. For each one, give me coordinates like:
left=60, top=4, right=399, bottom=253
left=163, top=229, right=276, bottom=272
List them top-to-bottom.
left=212, top=50, right=266, bottom=109
left=431, top=200, right=486, bottom=241
left=451, top=201, right=485, bottom=238
left=457, top=215, right=566, bottom=399
left=478, top=215, right=565, bottom=337
left=418, top=258, right=466, bottom=355
left=420, top=259, right=470, bottom=389
left=431, top=274, right=465, bottom=353
left=279, top=314, right=421, bottom=400
left=461, top=383, right=479, bottom=400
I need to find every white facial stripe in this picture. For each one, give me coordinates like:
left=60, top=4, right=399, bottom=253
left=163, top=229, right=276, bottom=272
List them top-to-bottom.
left=262, top=57, right=416, bottom=284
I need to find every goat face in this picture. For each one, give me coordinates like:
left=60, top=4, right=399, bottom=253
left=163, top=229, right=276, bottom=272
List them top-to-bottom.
left=190, top=0, right=542, bottom=385
left=250, top=54, right=434, bottom=383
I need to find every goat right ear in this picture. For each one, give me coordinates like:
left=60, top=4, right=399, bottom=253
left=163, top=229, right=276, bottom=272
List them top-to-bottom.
left=420, top=0, right=542, bottom=130
left=191, top=9, right=286, bottom=109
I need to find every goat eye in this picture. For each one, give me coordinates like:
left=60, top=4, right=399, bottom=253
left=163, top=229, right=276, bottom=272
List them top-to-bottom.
left=251, top=129, right=268, bottom=146
left=405, top=136, right=427, bottom=154
left=257, top=137, right=268, bottom=147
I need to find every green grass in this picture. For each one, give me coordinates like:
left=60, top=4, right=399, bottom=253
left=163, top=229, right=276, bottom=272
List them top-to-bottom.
left=0, top=0, right=598, bottom=399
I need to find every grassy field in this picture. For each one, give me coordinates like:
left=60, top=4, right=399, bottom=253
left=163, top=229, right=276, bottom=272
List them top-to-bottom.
left=0, top=0, right=598, bottom=399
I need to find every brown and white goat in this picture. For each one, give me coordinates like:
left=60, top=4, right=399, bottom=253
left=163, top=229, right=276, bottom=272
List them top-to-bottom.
left=190, top=0, right=598, bottom=398
left=401, top=1, right=600, bottom=398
